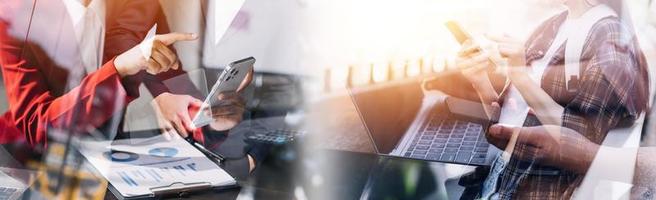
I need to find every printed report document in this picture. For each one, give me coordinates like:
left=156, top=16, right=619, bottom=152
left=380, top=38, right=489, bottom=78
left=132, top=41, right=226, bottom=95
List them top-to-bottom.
left=79, top=135, right=236, bottom=198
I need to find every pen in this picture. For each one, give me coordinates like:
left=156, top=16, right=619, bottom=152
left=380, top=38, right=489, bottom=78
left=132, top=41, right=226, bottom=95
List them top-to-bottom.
left=185, top=136, right=226, bottom=163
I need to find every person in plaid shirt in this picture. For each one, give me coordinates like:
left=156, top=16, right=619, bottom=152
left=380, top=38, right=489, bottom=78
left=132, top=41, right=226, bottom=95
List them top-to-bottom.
left=455, top=0, right=649, bottom=199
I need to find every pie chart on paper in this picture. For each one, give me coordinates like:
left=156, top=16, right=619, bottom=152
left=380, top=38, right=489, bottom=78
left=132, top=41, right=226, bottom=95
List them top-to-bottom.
left=148, top=147, right=179, bottom=158
left=104, top=150, right=139, bottom=162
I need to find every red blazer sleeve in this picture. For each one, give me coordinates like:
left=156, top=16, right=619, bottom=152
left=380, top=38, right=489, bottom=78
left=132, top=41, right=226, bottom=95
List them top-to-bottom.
left=0, top=20, right=140, bottom=147
left=0, top=112, right=21, bottom=144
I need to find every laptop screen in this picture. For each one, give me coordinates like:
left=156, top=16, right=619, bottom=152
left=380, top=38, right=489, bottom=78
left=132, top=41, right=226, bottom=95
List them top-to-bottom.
left=349, top=80, right=423, bottom=154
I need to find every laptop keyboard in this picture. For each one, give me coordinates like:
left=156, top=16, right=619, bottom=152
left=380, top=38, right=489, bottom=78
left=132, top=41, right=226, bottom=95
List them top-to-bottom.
left=403, top=116, right=490, bottom=165
left=0, top=186, right=19, bottom=200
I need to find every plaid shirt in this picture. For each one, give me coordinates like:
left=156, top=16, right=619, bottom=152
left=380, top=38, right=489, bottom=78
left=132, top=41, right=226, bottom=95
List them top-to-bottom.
left=485, top=11, right=649, bottom=199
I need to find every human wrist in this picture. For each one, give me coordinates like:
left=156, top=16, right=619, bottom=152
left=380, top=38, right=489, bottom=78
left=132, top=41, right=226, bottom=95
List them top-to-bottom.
left=114, top=49, right=146, bottom=77
left=113, top=54, right=142, bottom=78
left=508, top=55, right=526, bottom=67
left=113, top=56, right=130, bottom=78
left=508, top=68, right=529, bottom=82
left=469, top=74, right=491, bottom=88
left=470, top=78, right=499, bottom=102
left=573, top=140, right=600, bottom=174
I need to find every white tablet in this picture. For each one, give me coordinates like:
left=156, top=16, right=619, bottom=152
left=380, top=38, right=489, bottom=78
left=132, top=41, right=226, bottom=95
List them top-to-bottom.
left=192, top=57, right=255, bottom=128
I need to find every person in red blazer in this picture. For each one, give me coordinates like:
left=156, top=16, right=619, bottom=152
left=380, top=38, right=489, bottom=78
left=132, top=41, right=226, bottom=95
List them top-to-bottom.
left=0, top=0, right=197, bottom=146
left=104, top=0, right=252, bottom=142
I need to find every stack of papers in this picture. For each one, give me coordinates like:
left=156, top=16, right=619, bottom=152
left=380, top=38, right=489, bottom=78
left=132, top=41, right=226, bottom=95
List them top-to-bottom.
left=79, top=135, right=235, bottom=198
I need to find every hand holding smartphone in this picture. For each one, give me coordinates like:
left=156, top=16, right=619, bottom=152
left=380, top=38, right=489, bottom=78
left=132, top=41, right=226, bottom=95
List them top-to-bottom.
left=445, top=21, right=508, bottom=72
left=192, top=57, right=255, bottom=128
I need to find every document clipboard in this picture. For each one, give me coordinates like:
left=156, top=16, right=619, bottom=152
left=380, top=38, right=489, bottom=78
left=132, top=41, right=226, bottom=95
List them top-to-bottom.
left=79, top=135, right=238, bottom=199
left=107, top=181, right=240, bottom=199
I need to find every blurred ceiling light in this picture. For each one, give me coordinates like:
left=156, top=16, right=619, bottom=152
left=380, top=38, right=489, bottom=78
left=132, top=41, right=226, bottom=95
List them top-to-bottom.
left=445, top=54, right=458, bottom=71
left=432, top=55, right=446, bottom=73
left=421, top=57, right=434, bottom=74
left=390, top=59, right=407, bottom=80
left=406, top=59, right=421, bottom=77
left=372, top=61, right=390, bottom=83
left=349, top=63, right=373, bottom=86
left=328, top=66, right=349, bottom=91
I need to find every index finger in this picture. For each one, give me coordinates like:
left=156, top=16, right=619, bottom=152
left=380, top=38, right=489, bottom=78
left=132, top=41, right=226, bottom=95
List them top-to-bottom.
left=156, top=32, right=199, bottom=46
left=459, top=42, right=481, bottom=56
left=236, top=68, right=254, bottom=92
left=217, top=92, right=239, bottom=101
left=173, top=119, right=189, bottom=138
left=487, top=125, right=510, bottom=149
left=515, top=126, right=551, bottom=148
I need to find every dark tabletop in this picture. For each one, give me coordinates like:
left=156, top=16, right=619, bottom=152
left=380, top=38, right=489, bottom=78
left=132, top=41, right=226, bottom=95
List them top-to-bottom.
left=2, top=71, right=479, bottom=200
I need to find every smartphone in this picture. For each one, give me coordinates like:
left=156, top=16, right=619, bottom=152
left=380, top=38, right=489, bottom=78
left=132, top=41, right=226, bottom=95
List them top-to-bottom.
left=445, top=21, right=507, bottom=73
left=445, top=21, right=472, bottom=45
left=192, top=57, right=255, bottom=128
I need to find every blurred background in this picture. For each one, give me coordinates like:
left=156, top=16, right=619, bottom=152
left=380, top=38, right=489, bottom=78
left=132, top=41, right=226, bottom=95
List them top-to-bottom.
left=1, top=0, right=656, bottom=199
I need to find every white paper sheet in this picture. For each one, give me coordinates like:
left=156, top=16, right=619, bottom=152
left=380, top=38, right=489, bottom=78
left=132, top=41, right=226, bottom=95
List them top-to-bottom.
left=214, top=0, right=246, bottom=45
left=139, top=24, right=157, bottom=60
left=79, top=135, right=235, bottom=197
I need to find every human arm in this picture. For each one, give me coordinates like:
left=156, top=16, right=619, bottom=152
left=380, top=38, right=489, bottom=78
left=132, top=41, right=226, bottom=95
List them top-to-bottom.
left=105, top=0, right=210, bottom=137
left=0, top=17, right=195, bottom=146
left=0, top=19, right=140, bottom=146
left=495, top=19, right=645, bottom=142
left=554, top=19, right=645, bottom=143
left=486, top=34, right=566, bottom=126
left=454, top=40, right=509, bottom=119
left=455, top=40, right=501, bottom=105
left=505, top=69, right=565, bottom=126
left=487, top=124, right=656, bottom=198
left=486, top=125, right=599, bottom=174
left=201, top=126, right=268, bottom=174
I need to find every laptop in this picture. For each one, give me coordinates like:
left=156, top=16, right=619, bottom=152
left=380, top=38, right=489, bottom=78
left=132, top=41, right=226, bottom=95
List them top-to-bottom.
left=349, top=80, right=501, bottom=166
left=0, top=170, right=28, bottom=200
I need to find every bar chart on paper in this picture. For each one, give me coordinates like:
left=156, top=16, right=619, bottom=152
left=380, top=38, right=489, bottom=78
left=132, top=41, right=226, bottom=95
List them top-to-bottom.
left=79, top=136, right=236, bottom=197
left=114, top=161, right=203, bottom=187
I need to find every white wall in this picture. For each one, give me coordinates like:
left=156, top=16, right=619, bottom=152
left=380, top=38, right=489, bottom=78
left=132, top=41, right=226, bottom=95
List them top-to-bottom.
left=203, top=0, right=307, bottom=75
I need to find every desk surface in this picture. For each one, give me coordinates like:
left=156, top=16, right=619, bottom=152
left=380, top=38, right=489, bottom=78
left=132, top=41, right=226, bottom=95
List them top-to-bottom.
left=2, top=75, right=478, bottom=200
left=102, top=81, right=476, bottom=199
left=299, top=83, right=477, bottom=200
left=0, top=144, right=474, bottom=200
left=103, top=150, right=471, bottom=200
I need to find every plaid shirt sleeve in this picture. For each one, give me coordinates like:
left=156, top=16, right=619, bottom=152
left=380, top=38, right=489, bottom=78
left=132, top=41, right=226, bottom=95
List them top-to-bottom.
left=485, top=14, right=650, bottom=200
left=560, top=18, right=643, bottom=144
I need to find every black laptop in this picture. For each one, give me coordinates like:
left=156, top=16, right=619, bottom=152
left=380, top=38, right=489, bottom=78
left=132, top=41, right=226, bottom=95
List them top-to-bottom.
left=349, top=80, right=501, bottom=166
